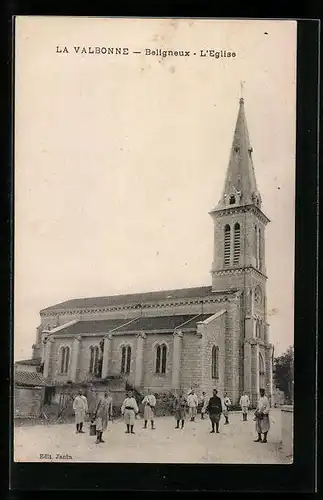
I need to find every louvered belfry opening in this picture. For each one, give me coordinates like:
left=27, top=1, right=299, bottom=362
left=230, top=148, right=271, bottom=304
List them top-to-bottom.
left=233, top=222, right=241, bottom=265
left=224, top=224, right=231, bottom=266
left=258, top=228, right=262, bottom=269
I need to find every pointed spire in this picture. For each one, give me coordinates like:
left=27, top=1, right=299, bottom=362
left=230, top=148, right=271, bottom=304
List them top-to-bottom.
left=216, top=96, right=261, bottom=210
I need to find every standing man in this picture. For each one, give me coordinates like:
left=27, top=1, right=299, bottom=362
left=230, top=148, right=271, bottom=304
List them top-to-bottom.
left=254, top=388, right=271, bottom=443
left=73, top=389, right=88, bottom=434
left=142, top=389, right=157, bottom=430
left=173, top=389, right=187, bottom=429
left=187, top=389, right=199, bottom=422
left=206, top=389, right=222, bottom=433
left=95, top=390, right=113, bottom=444
left=121, top=390, right=139, bottom=434
left=200, top=391, right=207, bottom=419
left=239, top=391, right=250, bottom=421
left=223, top=392, right=232, bottom=425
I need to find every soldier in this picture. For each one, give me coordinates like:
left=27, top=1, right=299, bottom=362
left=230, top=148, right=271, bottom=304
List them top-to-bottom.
left=254, top=388, right=270, bottom=443
left=72, top=389, right=88, bottom=434
left=142, top=389, right=157, bottom=430
left=173, top=389, right=187, bottom=429
left=187, top=389, right=198, bottom=422
left=206, top=389, right=222, bottom=434
left=94, top=390, right=113, bottom=444
left=121, top=390, right=139, bottom=434
left=200, top=391, right=207, bottom=419
left=239, top=391, right=251, bottom=421
left=223, top=392, right=232, bottom=425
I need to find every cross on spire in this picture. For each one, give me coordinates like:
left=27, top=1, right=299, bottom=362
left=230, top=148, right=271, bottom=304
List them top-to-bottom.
left=240, top=80, right=245, bottom=101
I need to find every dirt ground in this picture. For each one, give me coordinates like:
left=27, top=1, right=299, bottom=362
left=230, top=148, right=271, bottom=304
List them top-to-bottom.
left=14, top=409, right=291, bottom=464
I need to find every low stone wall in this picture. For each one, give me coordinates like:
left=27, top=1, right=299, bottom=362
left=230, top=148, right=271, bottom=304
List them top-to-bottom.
left=14, top=386, right=44, bottom=419
left=281, top=405, right=293, bottom=460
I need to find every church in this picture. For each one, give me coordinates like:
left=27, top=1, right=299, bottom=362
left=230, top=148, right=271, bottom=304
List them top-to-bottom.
left=30, top=97, right=274, bottom=406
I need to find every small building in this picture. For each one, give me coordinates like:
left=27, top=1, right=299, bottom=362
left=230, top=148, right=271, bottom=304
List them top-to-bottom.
left=15, top=358, right=42, bottom=374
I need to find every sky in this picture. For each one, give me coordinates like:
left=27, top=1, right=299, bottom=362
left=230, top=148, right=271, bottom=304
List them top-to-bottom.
left=14, top=17, right=297, bottom=360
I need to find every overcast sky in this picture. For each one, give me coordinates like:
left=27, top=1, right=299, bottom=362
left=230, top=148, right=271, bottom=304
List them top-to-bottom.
left=14, top=17, right=297, bottom=360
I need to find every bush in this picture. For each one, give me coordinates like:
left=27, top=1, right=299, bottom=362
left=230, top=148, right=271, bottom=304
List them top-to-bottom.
left=154, top=392, right=175, bottom=417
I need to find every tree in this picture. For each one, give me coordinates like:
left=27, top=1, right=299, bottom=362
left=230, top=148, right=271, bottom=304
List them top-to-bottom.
left=273, top=346, right=294, bottom=404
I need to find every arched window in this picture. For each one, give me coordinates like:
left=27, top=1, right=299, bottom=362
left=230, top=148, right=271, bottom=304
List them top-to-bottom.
left=229, top=195, right=236, bottom=205
left=233, top=222, right=241, bottom=265
left=224, top=225, right=231, bottom=266
left=155, top=344, right=167, bottom=374
left=161, top=344, right=167, bottom=373
left=121, top=345, right=131, bottom=374
left=126, top=345, right=131, bottom=374
left=155, top=345, right=161, bottom=373
left=211, top=345, right=219, bottom=379
left=60, top=346, right=70, bottom=374
left=89, top=346, right=99, bottom=374
left=121, top=346, right=126, bottom=373
left=259, top=353, right=265, bottom=390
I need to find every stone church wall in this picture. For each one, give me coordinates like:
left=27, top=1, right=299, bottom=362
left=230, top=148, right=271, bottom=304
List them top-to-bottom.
left=223, top=301, right=243, bottom=405
left=200, top=311, right=226, bottom=398
left=180, top=333, right=202, bottom=394
left=109, top=334, right=137, bottom=387
left=143, top=334, right=173, bottom=392
left=78, top=336, right=104, bottom=382
left=50, top=337, right=74, bottom=383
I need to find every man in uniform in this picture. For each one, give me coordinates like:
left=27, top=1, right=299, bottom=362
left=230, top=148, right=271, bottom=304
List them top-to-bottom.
left=254, top=388, right=271, bottom=443
left=72, top=389, right=88, bottom=434
left=142, top=389, right=157, bottom=430
left=173, top=389, right=187, bottom=429
left=187, top=389, right=199, bottom=422
left=206, top=389, right=222, bottom=433
left=94, top=390, right=113, bottom=444
left=121, top=390, right=139, bottom=434
left=200, top=391, right=207, bottom=419
left=239, top=391, right=251, bottom=421
left=223, top=392, right=232, bottom=425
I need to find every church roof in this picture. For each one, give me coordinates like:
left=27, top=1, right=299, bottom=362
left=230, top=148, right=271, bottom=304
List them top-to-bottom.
left=215, top=97, right=261, bottom=210
left=40, top=285, right=236, bottom=313
left=55, top=314, right=214, bottom=335
left=15, top=358, right=41, bottom=366
left=15, top=371, right=47, bottom=387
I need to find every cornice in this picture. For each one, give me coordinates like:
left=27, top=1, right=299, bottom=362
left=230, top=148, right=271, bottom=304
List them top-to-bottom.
left=209, top=204, right=270, bottom=225
left=211, top=266, right=268, bottom=280
left=244, top=337, right=272, bottom=348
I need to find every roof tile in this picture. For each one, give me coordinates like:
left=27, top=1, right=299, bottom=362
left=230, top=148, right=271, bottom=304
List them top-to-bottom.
left=40, top=286, right=236, bottom=313
left=54, top=314, right=213, bottom=335
left=15, top=371, right=47, bottom=387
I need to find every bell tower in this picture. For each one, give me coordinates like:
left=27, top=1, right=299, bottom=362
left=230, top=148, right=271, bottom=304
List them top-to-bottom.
left=209, top=96, right=273, bottom=405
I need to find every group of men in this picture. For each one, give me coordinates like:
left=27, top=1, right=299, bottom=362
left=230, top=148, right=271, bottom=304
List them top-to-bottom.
left=72, top=387, right=271, bottom=445
left=186, top=389, right=233, bottom=425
